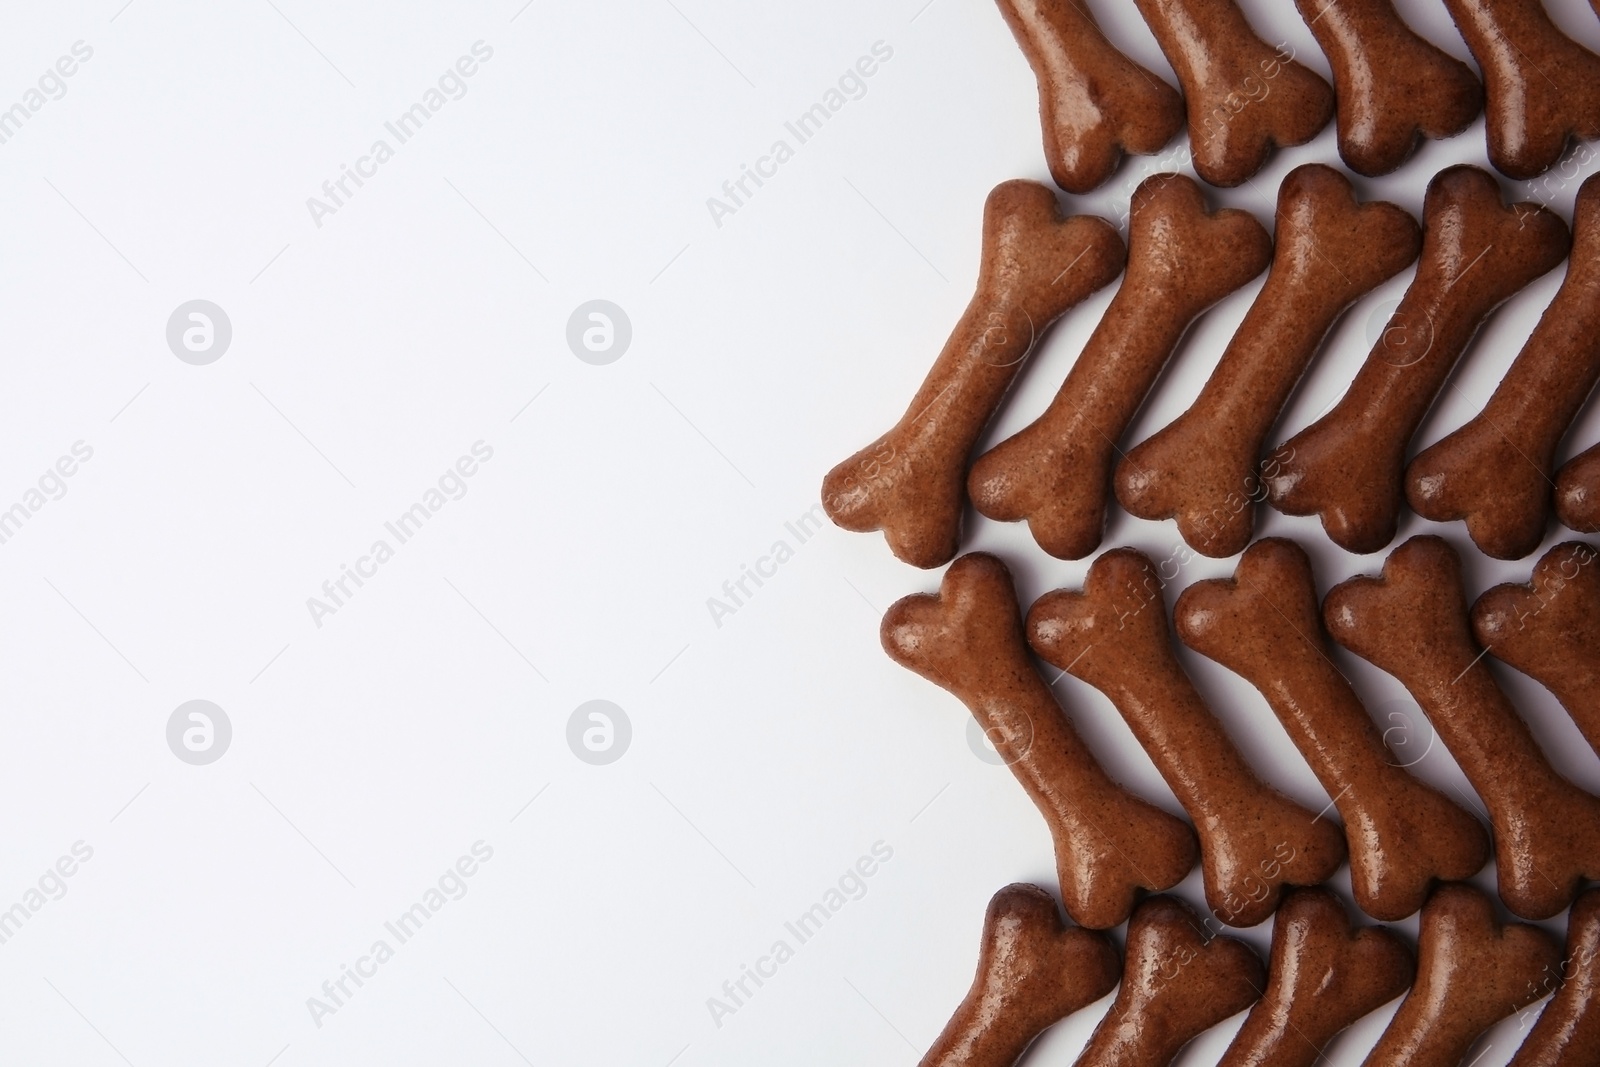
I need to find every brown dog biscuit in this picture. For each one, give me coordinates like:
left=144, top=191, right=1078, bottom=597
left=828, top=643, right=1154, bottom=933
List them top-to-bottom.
left=994, top=0, right=1184, bottom=194
left=1130, top=0, right=1333, bottom=187
left=1294, top=0, right=1482, bottom=176
left=1440, top=0, right=1600, bottom=180
left=1115, top=164, right=1419, bottom=558
left=1265, top=166, right=1570, bottom=554
left=1408, top=173, right=1600, bottom=560
left=968, top=174, right=1271, bottom=560
left=822, top=180, right=1124, bottom=569
left=1556, top=442, right=1600, bottom=533
left=1323, top=535, right=1600, bottom=920
left=1175, top=538, right=1488, bottom=922
left=1472, top=540, right=1600, bottom=757
left=1026, top=548, right=1346, bottom=928
left=882, top=553, right=1197, bottom=928
left=921, top=883, right=1120, bottom=1067
left=1359, top=883, right=1562, bottom=1067
left=1508, top=887, right=1600, bottom=1067
left=1217, top=888, right=1414, bottom=1067
left=1075, top=895, right=1264, bottom=1067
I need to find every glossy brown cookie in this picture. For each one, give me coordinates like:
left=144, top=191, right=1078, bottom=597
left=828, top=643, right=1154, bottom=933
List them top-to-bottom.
left=994, top=0, right=1185, bottom=194
left=1130, top=0, right=1333, bottom=187
left=1294, top=0, right=1482, bottom=176
left=1440, top=0, right=1600, bottom=179
left=1116, top=164, right=1419, bottom=558
left=1266, top=166, right=1570, bottom=554
left=1408, top=173, right=1600, bottom=560
left=969, top=174, right=1271, bottom=560
left=822, top=180, right=1125, bottom=568
left=1556, top=443, right=1600, bottom=532
left=1323, top=536, right=1600, bottom=920
left=1176, top=538, right=1488, bottom=922
left=1472, top=540, right=1600, bottom=757
left=1027, top=548, right=1346, bottom=928
left=882, top=553, right=1197, bottom=928
left=921, top=883, right=1120, bottom=1067
left=1359, top=884, right=1561, bottom=1067
left=1217, top=888, right=1413, bottom=1067
left=1508, top=888, right=1600, bottom=1067
left=1074, top=895, right=1264, bottom=1067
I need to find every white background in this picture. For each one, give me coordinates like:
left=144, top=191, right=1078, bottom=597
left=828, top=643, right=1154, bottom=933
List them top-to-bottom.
left=0, top=0, right=1598, bottom=1064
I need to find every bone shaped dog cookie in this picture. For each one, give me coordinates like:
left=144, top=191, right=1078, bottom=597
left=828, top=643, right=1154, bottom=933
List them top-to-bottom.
left=994, top=0, right=1184, bottom=194
left=1130, top=0, right=1333, bottom=187
left=1294, top=0, right=1482, bottom=176
left=1439, top=0, right=1600, bottom=180
left=1115, top=164, right=1419, bottom=558
left=1265, top=166, right=1570, bottom=555
left=1408, top=173, right=1600, bottom=560
left=968, top=174, right=1271, bottom=560
left=822, top=180, right=1125, bottom=569
left=1556, top=443, right=1600, bottom=533
left=1323, top=536, right=1600, bottom=920
left=1176, top=538, right=1488, bottom=922
left=1472, top=540, right=1600, bottom=758
left=1027, top=548, right=1345, bottom=928
left=882, top=553, right=1197, bottom=928
left=921, top=883, right=1120, bottom=1067
left=1359, top=883, right=1561, bottom=1067
left=1217, top=888, right=1413, bottom=1067
left=1508, top=888, right=1600, bottom=1067
left=1074, top=895, right=1264, bottom=1067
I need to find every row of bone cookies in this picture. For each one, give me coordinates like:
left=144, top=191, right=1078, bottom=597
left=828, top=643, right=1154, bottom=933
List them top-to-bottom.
left=998, top=0, right=1600, bottom=190
left=822, top=160, right=1600, bottom=569
left=1085, top=162, right=1590, bottom=561
left=1129, top=162, right=1599, bottom=560
left=822, top=169, right=1263, bottom=569
left=1406, top=175, right=1600, bottom=558
left=1206, top=535, right=1600, bottom=921
left=884, top=536, right=1600, bottom=930
left=885, top=546, right=1430, bottom=928
left=921, top=881, right=1598, bottom=1067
